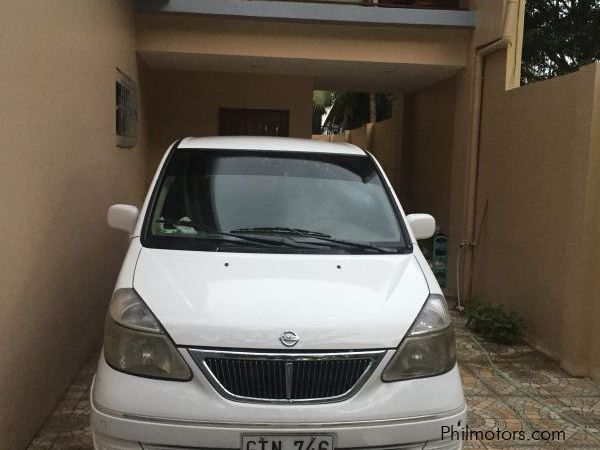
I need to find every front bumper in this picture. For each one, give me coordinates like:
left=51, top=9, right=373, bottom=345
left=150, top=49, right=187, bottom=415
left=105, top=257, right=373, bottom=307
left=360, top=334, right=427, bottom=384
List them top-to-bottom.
left=91, top=351, right=466, bottom=449
left=92, top=401, right=465, bottom=450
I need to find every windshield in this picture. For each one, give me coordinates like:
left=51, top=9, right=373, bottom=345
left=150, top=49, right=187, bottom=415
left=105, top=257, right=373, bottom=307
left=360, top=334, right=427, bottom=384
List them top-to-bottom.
left=142, top=149, right=410, bottom=254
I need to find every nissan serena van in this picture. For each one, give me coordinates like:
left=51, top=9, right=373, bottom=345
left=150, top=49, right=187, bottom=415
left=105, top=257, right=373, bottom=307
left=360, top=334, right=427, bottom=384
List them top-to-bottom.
left=92, top=137, right=466, bottom=450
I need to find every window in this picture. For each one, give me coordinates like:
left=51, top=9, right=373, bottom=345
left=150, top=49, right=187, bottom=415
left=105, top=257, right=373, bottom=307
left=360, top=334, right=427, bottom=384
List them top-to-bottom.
left=115, top=69, right=137, bottom=148
left=143, top=149, right=410, bottom=254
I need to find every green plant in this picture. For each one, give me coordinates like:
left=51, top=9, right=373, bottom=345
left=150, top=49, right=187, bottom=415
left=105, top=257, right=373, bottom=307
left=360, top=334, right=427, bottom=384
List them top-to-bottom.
left=312, top=90, right=335, bottom=134
left=322, top=92, right=393, bottom=132
left=465, top=297, right=526, bottom=344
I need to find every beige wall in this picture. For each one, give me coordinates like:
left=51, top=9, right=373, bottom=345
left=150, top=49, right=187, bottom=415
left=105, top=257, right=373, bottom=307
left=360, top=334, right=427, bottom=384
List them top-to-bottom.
left=396, top=0, right=600, bottom=379
left=446, top=0, right=525, bottom=296
left=470, top=0, right=509, bottom=47
left=0, top=1, right=149, bottom=447
left=135, top=14, right=470, bottom=69
left=472, top=52, right=600, bottom=377
left=587, top=67, right=600, bottom=382
left=143, top=70, right=313, bottom=169
left=400, top=77, right=457, bottom=234
left=371, top=103, right=404, bottom=191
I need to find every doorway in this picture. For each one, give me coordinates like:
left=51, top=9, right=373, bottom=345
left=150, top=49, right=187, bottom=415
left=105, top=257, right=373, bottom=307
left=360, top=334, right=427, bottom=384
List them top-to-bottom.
left=218, top=108, right=290, bottom=137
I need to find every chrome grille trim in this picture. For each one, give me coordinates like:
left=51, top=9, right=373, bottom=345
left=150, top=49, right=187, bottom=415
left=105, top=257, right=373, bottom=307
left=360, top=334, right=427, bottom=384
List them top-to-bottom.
left=188, top=349, right=385, bottom=404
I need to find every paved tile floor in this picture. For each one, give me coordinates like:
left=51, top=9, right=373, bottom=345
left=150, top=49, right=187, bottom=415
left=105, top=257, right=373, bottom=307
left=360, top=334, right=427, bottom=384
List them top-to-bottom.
left=28, top=314, right=600, bottom=449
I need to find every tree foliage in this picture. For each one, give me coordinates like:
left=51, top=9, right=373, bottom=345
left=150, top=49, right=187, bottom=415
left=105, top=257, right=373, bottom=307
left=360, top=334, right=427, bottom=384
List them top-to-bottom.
left=522, top=0, right=600, bottom=84
left=312, top=90, right=335, bottom=115
left=312, top=91, right=335, bottom=133
left=312, top=91, right=393, bottom=134
left=321, top=92, right=392, bottom=134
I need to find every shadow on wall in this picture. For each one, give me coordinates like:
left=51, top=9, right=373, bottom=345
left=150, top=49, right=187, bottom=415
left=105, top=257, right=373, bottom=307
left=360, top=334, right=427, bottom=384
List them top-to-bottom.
left=1, top=159, right=134, bottom=448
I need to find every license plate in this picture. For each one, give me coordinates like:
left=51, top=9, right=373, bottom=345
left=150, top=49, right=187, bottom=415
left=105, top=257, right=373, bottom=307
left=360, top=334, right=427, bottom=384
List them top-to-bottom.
left=241, top=434, right=334, bottom=450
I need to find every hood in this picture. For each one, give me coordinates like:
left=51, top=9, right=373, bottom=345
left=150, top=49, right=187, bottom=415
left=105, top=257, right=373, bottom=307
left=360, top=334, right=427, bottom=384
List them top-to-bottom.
left=133, top=249, right=429, bottom=350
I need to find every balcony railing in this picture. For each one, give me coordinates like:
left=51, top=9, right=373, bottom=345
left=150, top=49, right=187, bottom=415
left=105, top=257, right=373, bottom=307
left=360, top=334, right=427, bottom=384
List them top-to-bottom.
left=253, top=0, right=463, bottom=9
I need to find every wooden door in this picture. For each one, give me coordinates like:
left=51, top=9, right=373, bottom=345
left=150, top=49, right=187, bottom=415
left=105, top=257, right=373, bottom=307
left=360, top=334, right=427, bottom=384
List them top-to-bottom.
left=219, top=108, right=290, bottom=137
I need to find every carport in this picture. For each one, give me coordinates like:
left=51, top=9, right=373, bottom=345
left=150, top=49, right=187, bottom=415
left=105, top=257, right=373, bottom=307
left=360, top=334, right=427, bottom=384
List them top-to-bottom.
left=5, top=1, right=600, bottom=449
left=3, top=2, right=477, bottom=445
left=132, top=3, right=471, bottom=190
left=132, top=5, right=472, bottom=268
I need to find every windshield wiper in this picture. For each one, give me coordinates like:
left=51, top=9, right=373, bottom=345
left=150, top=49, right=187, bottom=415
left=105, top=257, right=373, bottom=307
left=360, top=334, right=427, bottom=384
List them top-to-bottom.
left=156, top=219, right=304, bottom=248
left=230, top=226, right=395, bottom=253
left=230, top=226, right=330, bottom=238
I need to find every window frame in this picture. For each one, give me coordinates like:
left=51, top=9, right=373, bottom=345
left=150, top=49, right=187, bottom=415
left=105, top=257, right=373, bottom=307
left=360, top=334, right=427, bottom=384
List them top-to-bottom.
left=115, top=68, right=138, bottom=149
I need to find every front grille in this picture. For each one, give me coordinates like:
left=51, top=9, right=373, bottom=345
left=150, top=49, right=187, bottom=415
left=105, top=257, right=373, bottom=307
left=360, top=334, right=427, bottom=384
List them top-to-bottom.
left=189, top=350, right=384, bottom=403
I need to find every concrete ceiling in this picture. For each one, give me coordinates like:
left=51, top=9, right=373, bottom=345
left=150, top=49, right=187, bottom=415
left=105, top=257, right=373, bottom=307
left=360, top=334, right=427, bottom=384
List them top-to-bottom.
left=139, top=51, right=461, bottom=93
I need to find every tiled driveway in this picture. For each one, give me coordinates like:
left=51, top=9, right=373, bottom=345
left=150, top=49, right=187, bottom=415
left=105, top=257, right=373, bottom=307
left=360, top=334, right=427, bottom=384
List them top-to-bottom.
left=29, top=314, right=600, bottom=449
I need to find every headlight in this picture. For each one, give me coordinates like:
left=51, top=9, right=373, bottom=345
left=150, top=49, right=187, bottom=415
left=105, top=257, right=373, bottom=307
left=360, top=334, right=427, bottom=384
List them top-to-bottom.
left=104, top=289, right=192, bottom=381
left=382, top=294, right=456, bottom=381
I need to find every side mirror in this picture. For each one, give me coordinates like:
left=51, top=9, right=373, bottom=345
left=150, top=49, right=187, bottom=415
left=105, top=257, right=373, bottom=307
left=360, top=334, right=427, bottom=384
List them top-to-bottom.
left=107, top=204, right=139, bottom=234
left=406, top=214, right=436, bottom=240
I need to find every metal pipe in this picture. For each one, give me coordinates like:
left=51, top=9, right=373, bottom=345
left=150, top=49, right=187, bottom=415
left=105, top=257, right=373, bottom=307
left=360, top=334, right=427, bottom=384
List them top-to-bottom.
left=461, top=0, right=520, bottom=300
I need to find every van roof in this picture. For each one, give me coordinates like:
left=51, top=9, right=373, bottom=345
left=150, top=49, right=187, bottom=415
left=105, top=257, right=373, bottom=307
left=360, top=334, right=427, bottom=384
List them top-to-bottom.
left=178, top=136, right=365, bottom=155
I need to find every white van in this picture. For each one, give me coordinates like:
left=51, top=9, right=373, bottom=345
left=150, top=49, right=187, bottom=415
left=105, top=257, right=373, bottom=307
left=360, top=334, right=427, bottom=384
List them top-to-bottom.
left=92, top=137, right=466, bottom=450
